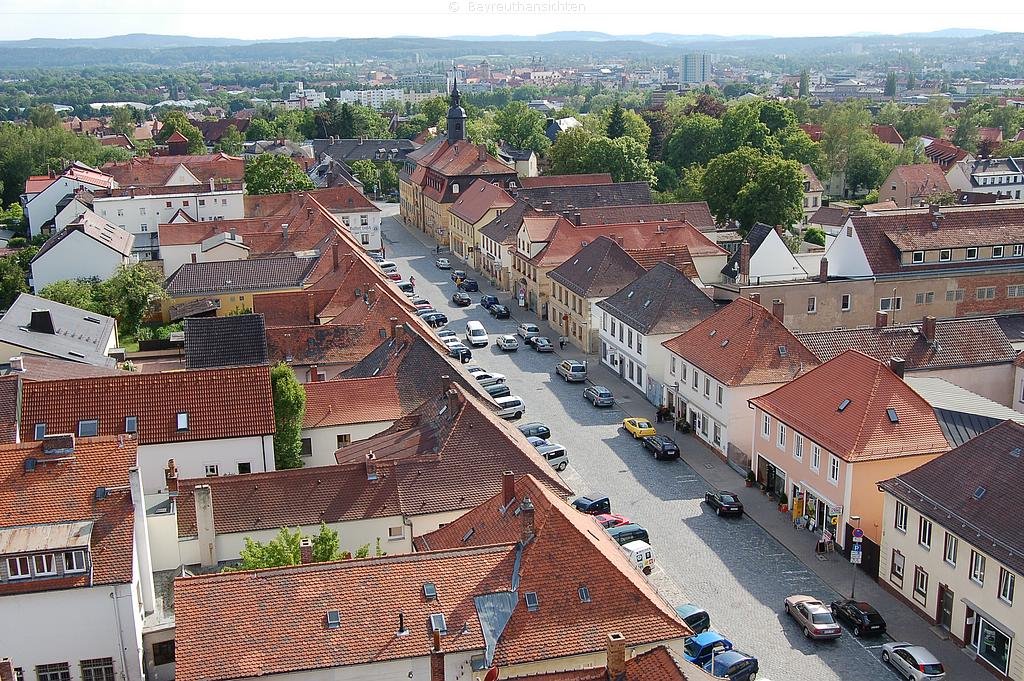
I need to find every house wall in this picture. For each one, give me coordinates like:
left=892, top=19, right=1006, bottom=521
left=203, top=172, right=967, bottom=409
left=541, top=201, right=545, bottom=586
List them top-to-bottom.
left=25, top=177, right=111, bottom=236
left=53, top=198, right=93, bottom=232
left=333, top=210, right=382, bottom=252
left=31, top=230, right=130, bottom=291
left=748, top=232, right=808, bottom=283
left=479, top=233, right=512, bottom=290
left=692, top=254, right=728, bottom=285
left=549, top=283, right=598, bottom=353
left=160, top=288, right=292, bottom=321
left=599, top=316, right=648, bottom=396
left=913, top=364, right=1014, bottom=407
left=1015, top=365, right=1024, bottom=415
left=300, top=420, right=395, bottom=468
left=138, top=435, right=275, bottom=494
left=849, top=454, right=942, bottom=546
left=879, top=494, right=1024, bottom=680
left=146, top=508, right=183, bottom=572
left=410, top=509, right=468, bottom=537
left=0, top=582, right=145, bottom=681
left=142, top=627, right=176, bottom=681
left=231, top=653, right=478, bottom=681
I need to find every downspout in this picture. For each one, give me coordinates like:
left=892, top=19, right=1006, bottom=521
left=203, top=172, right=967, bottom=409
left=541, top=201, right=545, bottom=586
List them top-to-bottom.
left=261, top=435, right=268, bottom=472
left=109, top=590, right=130, bottom=681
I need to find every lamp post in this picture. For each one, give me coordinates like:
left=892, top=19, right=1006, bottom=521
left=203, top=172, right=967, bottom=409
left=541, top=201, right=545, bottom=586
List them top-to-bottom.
left=850, top=515, right=862, bottom=599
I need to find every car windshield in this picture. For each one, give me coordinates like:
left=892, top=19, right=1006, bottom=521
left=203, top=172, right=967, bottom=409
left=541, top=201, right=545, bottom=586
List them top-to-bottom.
left=470, top=329, right=485, bottom=336
left=597, top=389, right=611, bottom=397
left=636, top=421, right=652, bottom=428
left=720, top=494, right=737, bottom=504
left=811, top=612, right=835, bottom=624
left=684, top=639, right=704, bottom=657
left=920, top=662, right=943, bottom=674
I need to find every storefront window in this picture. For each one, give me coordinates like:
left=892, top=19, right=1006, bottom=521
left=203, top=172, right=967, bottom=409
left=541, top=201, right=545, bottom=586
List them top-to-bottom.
left=974, top=617, right=1010, bottom=675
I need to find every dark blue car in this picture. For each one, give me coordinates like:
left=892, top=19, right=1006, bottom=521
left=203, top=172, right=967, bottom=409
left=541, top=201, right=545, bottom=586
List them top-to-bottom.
left=458, top=278, right=479, bottom=292
left=683, top=632, right=732, bottom=667
left=703, top=650, right=758, bottom=681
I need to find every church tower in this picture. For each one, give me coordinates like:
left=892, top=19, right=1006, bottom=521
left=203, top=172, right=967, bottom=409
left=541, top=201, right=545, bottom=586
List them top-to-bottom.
left=446, top=74, right=467, bottom=144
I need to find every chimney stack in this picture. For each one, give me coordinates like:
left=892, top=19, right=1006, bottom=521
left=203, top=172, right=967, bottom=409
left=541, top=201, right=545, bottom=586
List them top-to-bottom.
left=478, top=144, right=487, bottom=161
left=209, top=177, right=215, bottom=192
left=573, top=211, right=581, bottom=226
left=282, top=223, right=289, bottom=244
left=229, top=227, right=237, bottom=240
left=616, top=235, right=624, bottom=246
left=738, top=241, right=751, bottom=284
left=332, top=242, right=340, bottom=271
left=666, top=252, right=676, bottom=267
left=818, top=257, right=829, bottom=283
left=749, top=292, right=761, bottom=305
left=307, top=294, right=317, bottom=325
left=771, top=299, right=784, bottom=321
left=28, top=309, right=55, bottom=335
left=875, top=310, right=889, bottom=328
left=922, top=315, right=937, bottom=342
left=389, top=317, right=399, bottom=338
left=9, top=356, right=23, bottom=372
left=889, top=357, right=906, bottom=379
left=309, top=365, right=320, bottom=382
left=366, top=452, right=378, bottom=481
left=165, top=459, right=178, bottom=494
left=502, top=470, right=515, bottom=507
left=195, top=484, right=216, bottom=568
left=520, top=497, right=535, bottom=545
left=299, top=537, right=314, bottom=564
left=430, top=629, right=445, bottom=681
left=606, top=633, right=627, bottom=680
left=0, top=658, right=15, bottom=681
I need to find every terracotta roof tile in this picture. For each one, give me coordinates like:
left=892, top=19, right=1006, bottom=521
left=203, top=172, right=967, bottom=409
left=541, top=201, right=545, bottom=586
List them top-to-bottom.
left=799, top=123, right=823, bottom=142
left=979, top=127, right=1004, bottom=143
left=102, top=153, right=244, bottom=187
left=885, top=163, right=951, bottom=197
left=801, top=164, right=824, bottom=193
left=519, top=174, right=614, bottom=188
left=449, top=178, right=515, bottom=224
left=244, top=187, right=378, bottom=217
left=480, top=200, right=540, bottom=246
left=570, top=202, right=716, bottom=231
left=528, top=219, right=724, bottom=268
left=626, top=245, right=699, bottom=277
left=597, top=262, right=716, bottom=335
left=662, top=298, right=820, bottom=386
left=265, top=323, right=387, bottom=367
left=750, top=350, right=949, bottom=461
left=0, top=355, right=125, bottom=382
left=19, top=365, right=275, bottom=445
left=0, top=375, right=18, bottom=444
left=303, top=376, right=403, bottom=427
left=0, top=437, right=137, bottom=595
left=508, top=645, right=699, bottom=681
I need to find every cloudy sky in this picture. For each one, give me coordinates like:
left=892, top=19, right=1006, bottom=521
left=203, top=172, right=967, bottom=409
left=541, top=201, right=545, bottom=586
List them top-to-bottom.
left=0, top=0, right=1013, bottom=41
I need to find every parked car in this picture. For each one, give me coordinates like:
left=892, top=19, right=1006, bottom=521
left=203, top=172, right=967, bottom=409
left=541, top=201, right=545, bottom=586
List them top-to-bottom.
left=368, top=251, right=385, bottom=262
left=435, top=257, right=451, bottom=269
left=378, top=260, right=398, bottom=274
left=451, top=269, right=467, bottom=282
left=386, top=271, right=404, bottom=281
left=458, top=278, right=479, bottom=292
left=396, top=280, right=414, bottom=294
left=451, top=291, right=471, bottom=306
left=480, top=295, right=499, bottom=309
left=410, top=296, right=431, bottom=306
left=414, top=303, right=435, bottom=312
left=489, top=304, right=510, bottom=319
left=415, top=308, right=438, bottom=317
left=421, top=312, right=448, bottom=328
left=465, top=320, right=489, bottom=347
left=517, top=322, right=541, bottom=340
left=436, top=329, right=457, bottom=343
left=496, top=334, right=519, bottom=351
left=531, top=336, right=554, bottom=352
left=447, top=343, right=472, bottom=363
left=556, top=359, right=587, bottom=382
left=464, top=366, right=486, bottom=375
left=473, top=371, right=506, bottom=387
left=484, top=383, right=511, bottom=399
left=584, top=385, right=615, bottom=407
left=493, top=395, right=526, bottom=420
left=622, top=417, right=657, bottom=438
left=517, top=422, right=551, bottom=440
left=642, top=435, right=680, bottom=460
left=536, top=442, right=568, bottom=471
left=704, top=490, right=744, bottom=517
left=572, top=495, right=611, bottom=515
left=594, top=513, right=632, bottom=529
left=606, top=523, right=650, bottom=546
left=620, top=540, right=655, bottom=575
left=785, top=595, right=842, bottom=640
left=830, top=599, right=887, bottom=637
left=674, top=604, right=711, bottom=635
left=684, top=632, right=733, bottom=667
left=881, top=642, right=945, bottom=681
left=702, top=650, right=758, bottom=681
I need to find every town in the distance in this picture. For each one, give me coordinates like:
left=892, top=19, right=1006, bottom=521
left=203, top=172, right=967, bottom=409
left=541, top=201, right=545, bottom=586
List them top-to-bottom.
left=6, top=20, right=1024, bottom=681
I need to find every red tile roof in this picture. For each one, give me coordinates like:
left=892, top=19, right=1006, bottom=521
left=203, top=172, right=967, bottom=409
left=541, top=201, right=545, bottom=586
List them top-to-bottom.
left=799, top=123, right=823, bottom=142
left=871, top=124, right=905, bottom=146
left=979, top=127, right=1004, bottom=144
left=413, top=139, right=516, bottom=178
left=923, top=139, right=971, bottom=171
left=102, top=153, right=244, bottom=187
left=884, top=163, right=951, bottom=197
left=801, top=164, right=824, bottom=193
left=519, top=174, right=614, bottom=188
left=24, top=175, right=55, bottom=195
left=449, top=178, right=516, bottom=224
left=244, top=187, right=379, bottom=217
left=569, top=202, right=716, bottom=232
left=626, top=244, right=699, bottom=278
left=662, top=298, right=819, bottom=386
left=750, top=350, right=949, bottom=462
left=19, top=366, right=275, bottom=445
left=303, top=376, right=403, bottom=427
left=0, top=436, right=137, bottom=595
left=508, top=645, right=698, bottom=681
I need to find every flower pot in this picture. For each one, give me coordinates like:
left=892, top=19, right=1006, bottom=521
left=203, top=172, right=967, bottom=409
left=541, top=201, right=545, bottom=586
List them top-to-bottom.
left=779, top=504, right=789, bottom=513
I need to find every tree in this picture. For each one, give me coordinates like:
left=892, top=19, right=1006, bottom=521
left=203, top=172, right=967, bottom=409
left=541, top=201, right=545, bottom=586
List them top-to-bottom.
left=799, top=70, right=810, bottom=98
left=906, top=72, right=917, bottom=90
left=884, top=73, right=898, bottom=98
left=606, top=100, right=626, bottom=139
left=493, top=101, right=550, bottom=154
left=819, top=102, right=872, bottom=188
left=720, top=103, right=777, bottom=156
left=28, top=105, right=60, bottom=129
left=110, top=107, right=136, bottom=137
left=640, top=109, right=673, bottom=161
left=156, top=110, right=205, bottom=154
left=664, top=114, right=722, bottom=170
left=246, top=117, right=277, bottom=141
left=215, top=125, right=244, bottom=155
left=776, top=126, right=822, bottom=170
left=548, top=127, right=593, bottom=175
left=580, top=136, right=655, bottom=184
left=845, top=137, right=900, bottom=195
left=1000, top=140, right=1024, bottom=158
left=701, top=147, right=803, bottom=229
left=244, top=154, right=314, bottom=195
left=350, top=159, right=381, bottom=194
left=377, top=161, right=400, bottom=193
left=652, top=162, right=679, bottom=192
left=804, top=226, right=826, bottom=246
left=0, top=255, right=28, bottom=308
left=96, top=263, right=166, bottom=335
left=39, top=278, right=99, bottom=311
left=270, top=362, right=306, bottom=470
left=310, top=523, right=343, bottom=563
left=237, top=527, right=303, bottom=569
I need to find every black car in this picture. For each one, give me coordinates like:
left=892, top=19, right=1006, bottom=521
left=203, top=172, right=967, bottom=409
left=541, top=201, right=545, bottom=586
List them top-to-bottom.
left=451, top=270, right=467, bottom=282
left=459, top=278, right=479, bottom=292
left=451, top=291, right=472, bottom=306
left=480, top=295, right=499, bottom=309
left=489, top=304, right=510, bottom=319
left=421, top=312, right=448, bottom=328
left=447, top=344, right=472, bottom=362
left=518, top=422, right=551, bottom=440
left=642, top=435, right=680, bottom=460
left=704, top=490, right=744, bottom=516
left=572, top=495, right=611, bottom=515
left=829, top=599, right=887, bottom=637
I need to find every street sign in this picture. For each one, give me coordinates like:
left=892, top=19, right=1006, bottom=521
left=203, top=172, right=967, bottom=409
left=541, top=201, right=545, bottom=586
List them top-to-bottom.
left=852, top=527, right=864, bottom=539
left=852, top=535, right=863, bottom=543
left=850, top=543, right=863, bottom=565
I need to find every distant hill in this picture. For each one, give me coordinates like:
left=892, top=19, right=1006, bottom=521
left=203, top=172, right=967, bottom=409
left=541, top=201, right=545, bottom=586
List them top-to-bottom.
left=0, top=33, right=254, bottom=49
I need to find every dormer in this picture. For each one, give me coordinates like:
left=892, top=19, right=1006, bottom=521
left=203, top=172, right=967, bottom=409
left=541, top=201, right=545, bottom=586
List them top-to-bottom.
left=0, top=520, right=93, bottom=585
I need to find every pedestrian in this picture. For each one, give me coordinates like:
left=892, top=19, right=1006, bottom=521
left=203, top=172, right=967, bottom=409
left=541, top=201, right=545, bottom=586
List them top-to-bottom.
left=436, top=245, right=440, bottom=254
left=409, top=276, right=416, bottom=287
left=558, top=336, right=566, bottom=350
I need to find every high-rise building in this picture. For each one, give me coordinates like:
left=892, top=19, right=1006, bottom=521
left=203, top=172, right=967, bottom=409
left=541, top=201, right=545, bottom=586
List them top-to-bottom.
left=681, top=53, right=712, bottom=84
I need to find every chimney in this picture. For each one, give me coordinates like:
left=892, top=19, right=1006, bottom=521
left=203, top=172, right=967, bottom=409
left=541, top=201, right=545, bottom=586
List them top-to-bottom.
left=478, top=144, right=487, bottom=161
left=209, top=177, right=215, bottom=192
left=307, top=207, right=314, bottom=218
left=573, top=211, right=581, bottom=226
left=282, top=223, right=289, bottom=244
left=775, top=225, right=784, bottom=237
left=229, top=227, right=237, bottom=240
left=616, top=235, right=624, bottom=247
left=738, top=241, right=751, bottom=284
left=332, top=242, right=340, bottom=271
left=666, top=252, right=676, bottom=267
left=191, top=253, right=197, bottom=263
left=818, top=257, right=829, bottom=283
left=749, top=292, right=761, bottom=305
left=307, top=294, right=317, bottom=324
left=771, top=299, right=784, bottom=321
left=28, top=309, right=55, bottom=335
left=875, top=310, right=889, bottom=328
left=922, top=315, right=937, bottom=342
left=389, top=316, right=399, bottom=338
left=9, top=356, right=23, bottom=372
left=889, top=357, right=906, bottom=379
left=308, top=365, right=319, bottom=382
left=366, top=452, right=378, bottom=481
left=165, top=459, right=178, bottom=494
left=502, top=470, right=515, bottom=507
left=194, top=484, right=216, bottom=568
left=520, top=497, right=535, bottom=545
left=299, top=537, right=314, bottom=564
left=430, top=629, right=445, bottom=681
left=606, top=633, right=627, bottom=680
left=0, top=659, right=14, bottom=681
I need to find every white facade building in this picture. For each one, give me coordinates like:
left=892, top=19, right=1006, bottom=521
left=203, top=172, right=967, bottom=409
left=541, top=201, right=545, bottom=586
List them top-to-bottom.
left=21, top=164, right=117, bottom=237
left=30, top=211, right=135, bottom=291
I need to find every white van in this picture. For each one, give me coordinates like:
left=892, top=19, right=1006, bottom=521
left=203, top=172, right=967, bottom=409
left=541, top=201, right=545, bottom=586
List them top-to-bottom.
left=378, top=260, right=399, bottom=274
left=465, top=320, right=489, bottom=347
left=494, top=395, right=526, bottom=420
left=537, top=442, right=568, bottom=471
left=620, top=540, right=655, bottom=575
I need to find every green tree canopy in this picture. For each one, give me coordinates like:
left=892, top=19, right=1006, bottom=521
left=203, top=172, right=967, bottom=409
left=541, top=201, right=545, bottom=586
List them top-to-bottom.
left=606, top=100, right=627, bottom=139
left=493, top=101, right=550, bottom=154
left=28, top=105, right=60, bottom=129
left=110, top=107, right=136, bottom=137
left=156, top=110, right=206, bottom=154
left=664, top=113, right=722, bottom=169
left=246, top=117, right=277, bottom=142
left=215, top=125, right=244, bottom=155
left=548, top=127, right=594, bottom=175
left=580, top=135, right=656, bottom=185
left=702, top=147, right=803, bottom=229
left=244, top=154, right=314, bottom=195
left=349, top=159, right=381, bottom=193
left=377, top=161, right=400, bottom=193
left=0, top=256, right=28, bottom=308
left=98, top=263, right=166, bottom=335
left=38, top=278, right=100, bottom=311
left=270, top=362, right=306, bottom=470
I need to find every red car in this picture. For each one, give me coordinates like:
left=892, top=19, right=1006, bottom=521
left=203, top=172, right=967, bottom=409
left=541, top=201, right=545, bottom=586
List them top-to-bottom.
left=386, top=271, right=403, bottom=281
left=594, top=513, right=632, bottom=529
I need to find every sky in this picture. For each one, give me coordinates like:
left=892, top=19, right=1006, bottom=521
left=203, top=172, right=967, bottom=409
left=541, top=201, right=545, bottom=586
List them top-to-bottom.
left=0, top=0, right=1016, bottom=41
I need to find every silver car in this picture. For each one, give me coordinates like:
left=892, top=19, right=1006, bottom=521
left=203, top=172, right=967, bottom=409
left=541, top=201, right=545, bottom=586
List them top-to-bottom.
left=556, top=359, right=587, bottom=382
left=784, top=595, right=841, bottom=640
left=881, top=642, right=945, bottom=680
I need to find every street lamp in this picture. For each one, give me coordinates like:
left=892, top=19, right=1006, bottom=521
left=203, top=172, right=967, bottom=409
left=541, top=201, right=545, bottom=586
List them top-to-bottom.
left=850, top=515, right=862, bottom=599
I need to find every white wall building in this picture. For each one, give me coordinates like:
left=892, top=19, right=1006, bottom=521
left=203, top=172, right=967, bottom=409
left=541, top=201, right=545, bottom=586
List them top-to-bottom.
left=947, top=157, right=1024, bottom=200
left=21, top=164, right=117, bottom=236
left=30, top=211, right=135, bottom=291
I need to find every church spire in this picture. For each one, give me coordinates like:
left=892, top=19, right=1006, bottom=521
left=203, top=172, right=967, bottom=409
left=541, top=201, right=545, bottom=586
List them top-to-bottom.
left=446, top=66, right=467, bottom=144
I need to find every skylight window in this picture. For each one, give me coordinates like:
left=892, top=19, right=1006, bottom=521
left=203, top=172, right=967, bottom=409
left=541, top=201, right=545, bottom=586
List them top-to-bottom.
left=778, top=346, right=788, bottom=357
left=837, top=399, right=851, bottom=412
left=887, top=408, right=899, bottom=424
left=176, top=412, right=189, bottom=431
left=974, top=486, right=987, bottom=500
left=423, top=582, right=437, bottom=600
left=578, top=586, right=591, bottom=603
left=524, top=591, right=540, bottom=611
left=326, top=610, right=341, bottom=629
left=429, top=613, right=447, bottom=634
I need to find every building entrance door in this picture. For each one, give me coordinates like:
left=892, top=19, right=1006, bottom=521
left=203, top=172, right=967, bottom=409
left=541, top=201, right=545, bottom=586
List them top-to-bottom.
left=938, top=585, right=954, bottom=631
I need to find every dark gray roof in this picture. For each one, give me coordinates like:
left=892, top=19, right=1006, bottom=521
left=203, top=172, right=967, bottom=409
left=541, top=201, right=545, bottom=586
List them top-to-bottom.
left=311, top=138, right=419, bottom=163
left=498, top=143, right=535, bottom=162
left=516, top=182, right=652, bottom=211
left=479, top=200, right=534, bottom=246
left=722, top=223, right=774, bottom=278
left=547, top=236, right=645, bottom=298
left=165, top=256, right=320, bottom=296
left=596, top=262, right=717, bottom=336
left=0, top=294, right=116, bottom=367
left=169, top=298, right=221, bottom=322
left=184, top=314, right=269, bottom=370
left=995, top=314, right=1024, bottom=344
left=932, top=408, right=1004, bottom=448
left=879, top=420, right=1024, bottom=577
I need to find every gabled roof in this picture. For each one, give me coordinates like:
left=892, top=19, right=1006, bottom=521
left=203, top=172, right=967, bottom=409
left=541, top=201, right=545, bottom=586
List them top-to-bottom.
left=196, top=118, right=251, bottom=144
left=799, top=123, right=823, bottom=142
left=871, top=124, right=905, bottom=146
left=978, top=127, right=1004, bottom=144
left=311, top=138, right=419, bottom=163
left=923, top=138, right=972, bottom=171
left=410, top=139, right=515, bottom=178
left=102, top=153, right=244, bottom=187
left=884, top=163, right=951, bottom=197
left=801, top=164, right=824, bottom=193
left=519, top=173, right=613, bottom=188
left=448, top=178, right=515, bottom=224
left=518, top=182, right=652, bottom=210
left=244, top=187, right=379, bottom=217
left=480, top=199, right=538, bottom=247
left=568, top=202, right=716, bottom=231
left=809, top=204, right=861, bottom=227
left=30, top=210, right=133, bottom=262
left=721, top=222, right=775, bottom=277
left=547, top=236, right=646, bottom=298
left=625, top=245, right=699, bottom=278
left=164, top=255, right=320, bottom=296
left=597, top=262, right=716, bottom=336
left=0, top=294, right=116, bottom=367
left=168, top=298, right=220, bottom=322
left=663, top=298, right=819, bottom=386
left=184, top=315, right=269, bottom=370
left=796, top=317, right=1014, bottom=371
left=264, top=323, right=385, bottom=368
left=750, top=350, right=948, bottom=462
left=0, top=355, right=124, bottom=382
left=19, top=365, right=275, bottom=445
left=303, top=376, right=403, bottom=428
left=879, top=420, right=1024, bottom=577
left=0, top=437, right=137, bottom=595
left=415, top=474, right=690, bottom=667
left=511, top=646, right=701, bottom=681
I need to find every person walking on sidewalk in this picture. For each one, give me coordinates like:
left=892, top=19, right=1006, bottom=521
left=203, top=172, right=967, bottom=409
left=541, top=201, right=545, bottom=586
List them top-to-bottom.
left=558, top=336, right=567, bottom=350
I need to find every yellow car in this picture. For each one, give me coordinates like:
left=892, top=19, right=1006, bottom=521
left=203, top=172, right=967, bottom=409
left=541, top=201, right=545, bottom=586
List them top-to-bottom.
left=623, top=417, right=657, bottom=438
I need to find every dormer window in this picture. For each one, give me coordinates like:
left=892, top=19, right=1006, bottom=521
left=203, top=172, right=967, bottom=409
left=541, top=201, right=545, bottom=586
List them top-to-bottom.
left=452, top=183, right=460, bottom=194
left=994, top=246, right=1004, bottom=258
left=966, top=247, right=978, bottom=260
left=939, top=249, right=951, bottom=262
left=912, top=251, right=924, bottom=264
left=176, top=413, right=189, bottom=431
left=125, top=417, right=137, bottom=434
left=77, top=420, right=98, bottom=437
left=34, top=423, right=46, bottom=440
left=63, top=550, right=86, bottom=573
left=33, top=554, right=56, bottom=576
left=6, top=556, right=30, bottom=579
